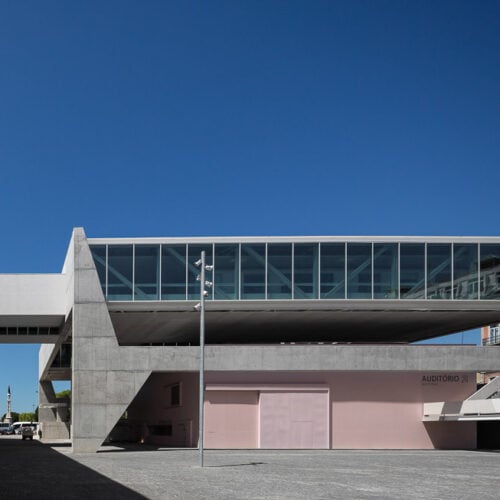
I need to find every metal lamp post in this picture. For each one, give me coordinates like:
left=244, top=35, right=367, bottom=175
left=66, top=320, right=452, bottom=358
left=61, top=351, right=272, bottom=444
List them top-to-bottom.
left=194, top=251, right=212, bottom=467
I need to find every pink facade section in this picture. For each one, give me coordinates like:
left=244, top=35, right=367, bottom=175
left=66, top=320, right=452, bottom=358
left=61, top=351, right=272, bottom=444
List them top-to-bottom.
left=127, top=370, right=477, bottom=450
left=330, top=372, right=476, bottom=449
left=204, top=391, right=259, bottom=448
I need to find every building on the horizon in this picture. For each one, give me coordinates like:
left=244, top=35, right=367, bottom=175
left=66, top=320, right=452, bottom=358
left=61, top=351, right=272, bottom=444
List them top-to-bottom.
left=1, top=228, right=500, bottom=452
left=4, top=386, right=12, bottom=424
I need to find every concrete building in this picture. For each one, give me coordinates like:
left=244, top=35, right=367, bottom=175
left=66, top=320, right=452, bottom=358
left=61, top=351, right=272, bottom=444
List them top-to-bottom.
left=2, top=228, right=500, bottom=452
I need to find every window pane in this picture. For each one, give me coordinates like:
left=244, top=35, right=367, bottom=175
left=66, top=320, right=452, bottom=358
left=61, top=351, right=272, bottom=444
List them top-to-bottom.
left=320, top=243, right=345, bottom=299
left=347, top=243, right=372, bottom=299
left=374, top=243, right=398, bottom=299
left=214, top=244, right=239, bottom=300
left=241, top=244, right=265, bottom=299
left=267, top=244, right=292, bottom=299
left=294, top=244, right=318, bottom=299
left=400, top=244, right=425, bottom=299
left=427, top=244, right=451, bottom=299
left=454, top=244, right=478, bottom=300
left=480, top=244, right=500, bottom=299
left=90, top=245, right=106, bottom=296
left=107, top=245, right=133, bottom=300
left=134, top=245, right=160, bottom=300
left=161, top=245, right=186, bottom=300
left=188, top=245, right=213, bottom=300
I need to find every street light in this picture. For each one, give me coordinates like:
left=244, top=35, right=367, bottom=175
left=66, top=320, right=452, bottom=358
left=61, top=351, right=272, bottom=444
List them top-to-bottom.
left=194, top=251, right=212, bottom=467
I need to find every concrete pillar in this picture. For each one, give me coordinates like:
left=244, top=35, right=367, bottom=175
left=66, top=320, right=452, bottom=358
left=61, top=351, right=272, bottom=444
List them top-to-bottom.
left=71, top=228, right=150, bottom=453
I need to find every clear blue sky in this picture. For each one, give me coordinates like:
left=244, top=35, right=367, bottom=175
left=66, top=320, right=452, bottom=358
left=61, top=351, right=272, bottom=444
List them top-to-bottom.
left=0, top=1, right=499, bottom=414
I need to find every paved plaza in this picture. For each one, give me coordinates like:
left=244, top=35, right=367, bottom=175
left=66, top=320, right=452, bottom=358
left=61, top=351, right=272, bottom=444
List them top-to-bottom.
left=1, top=436, right=499, bottom=499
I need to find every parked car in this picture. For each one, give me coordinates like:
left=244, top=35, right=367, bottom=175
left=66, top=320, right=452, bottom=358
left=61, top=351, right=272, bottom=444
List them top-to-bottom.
left=0, top=423, right=10, bottom=435
left=21, top=426, right=34, bottom=440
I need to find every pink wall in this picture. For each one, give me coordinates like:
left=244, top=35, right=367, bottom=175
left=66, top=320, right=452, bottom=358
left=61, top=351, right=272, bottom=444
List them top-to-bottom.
left=127, top=370, right=477, bottom=449
left=205, top=371, right=477, bottom=450
left=128, top=372, right=199, bottom=447
left=330, top=372, right=476, bottom=449
left=204, top=391, right=259, bottom=448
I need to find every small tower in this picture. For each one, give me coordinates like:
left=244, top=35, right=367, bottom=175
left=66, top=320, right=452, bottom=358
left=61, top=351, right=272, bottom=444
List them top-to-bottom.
left=5, top=386, right=12, bottom=424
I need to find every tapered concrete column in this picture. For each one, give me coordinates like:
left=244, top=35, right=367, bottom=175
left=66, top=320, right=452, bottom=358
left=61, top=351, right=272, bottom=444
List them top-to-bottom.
left=71, top=228, right=150, bottom=453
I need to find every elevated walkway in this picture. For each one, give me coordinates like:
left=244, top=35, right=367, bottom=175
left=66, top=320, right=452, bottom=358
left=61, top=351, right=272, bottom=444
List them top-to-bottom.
left=0, top=274, right=66, bottom=344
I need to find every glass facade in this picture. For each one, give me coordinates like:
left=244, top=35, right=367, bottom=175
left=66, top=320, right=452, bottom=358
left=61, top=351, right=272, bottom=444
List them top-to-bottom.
left=89, top=240, right=500, bottom=302
left=320, top=243, right=345, bottom=299
left=347, top=243, right=372, bottom=299
left=374, top=243, right=398, bottom=299
left=214, top=244, right=239, bottom=300
left=241, top=244, right=266, bottom=299
left=267, top=244, right=292, bottom=299
left=294, top=244, right=318, bottom=299
left=400, top=244, right=425, bottom=299
left=427, top=244, right=452, bottom=300
left=454, top=244, right=478, bottom=299
left=480, top=244, right=500, bottom=300
left=107, top=245, right=133, bottom=300
left=134, top=245, right=160, bottom=300
left=161, top=245, right=186, bottom=300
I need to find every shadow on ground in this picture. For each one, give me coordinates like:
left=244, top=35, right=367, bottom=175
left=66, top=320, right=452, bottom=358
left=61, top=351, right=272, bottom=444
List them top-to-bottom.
left=0, top=437, right=145, bottom=499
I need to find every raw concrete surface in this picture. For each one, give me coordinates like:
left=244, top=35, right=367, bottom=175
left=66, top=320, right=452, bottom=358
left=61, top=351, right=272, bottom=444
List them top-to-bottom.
left=2, top=436, right=499, bottom=499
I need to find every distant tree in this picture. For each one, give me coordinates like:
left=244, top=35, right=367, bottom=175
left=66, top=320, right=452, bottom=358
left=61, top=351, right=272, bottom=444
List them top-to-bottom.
left=56, top=389, right=71, bottom=399
left=56, top=389, right=71, bottom=421
left=18, top=412, right=36, bottom=422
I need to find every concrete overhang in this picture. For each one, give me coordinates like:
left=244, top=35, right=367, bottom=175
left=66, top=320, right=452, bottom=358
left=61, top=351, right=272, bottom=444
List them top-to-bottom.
left=107, top=299, right=500, bottom=345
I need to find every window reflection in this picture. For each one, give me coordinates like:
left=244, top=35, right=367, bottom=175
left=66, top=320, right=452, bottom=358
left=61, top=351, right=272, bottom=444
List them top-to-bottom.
left=320, top=243, right=345, bottom=299
left=347, top=243, right=372, bottom=299
left=214, top=244, right=239, bottom=300
left=241, top=244, right=266, bottom=299
left=267, top=244, right=292, bottom=299
left=294, top=244, right=318, bottom=299
left=374, top=244, right=398, bottom=299
left=400, top=244, right=425, bottom=299
left=427, top=244, right=452, bottom=299
left=454, top=244, right=478, bottom=300
left=480, top=244, right=500, bottom=300
left=107, top=245, right=133, bottom=300
left=134, top=245, right=160, bottom=300
left=161, top=245, right=187, bottom=300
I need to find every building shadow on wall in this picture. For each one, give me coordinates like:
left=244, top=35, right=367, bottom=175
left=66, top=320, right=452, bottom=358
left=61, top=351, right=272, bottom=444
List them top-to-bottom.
left=423, top=421, right=477, bottom=449
left=0, top=437, right=146, bottom=499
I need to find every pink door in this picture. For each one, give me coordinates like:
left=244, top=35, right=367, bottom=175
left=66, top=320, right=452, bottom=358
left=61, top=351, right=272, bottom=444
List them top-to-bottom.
left=259, top=390, right=329, bottom=449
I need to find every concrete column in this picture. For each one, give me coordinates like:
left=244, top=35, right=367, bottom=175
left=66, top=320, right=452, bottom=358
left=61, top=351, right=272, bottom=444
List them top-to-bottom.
left=71, top=228, right=151, bottom=453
